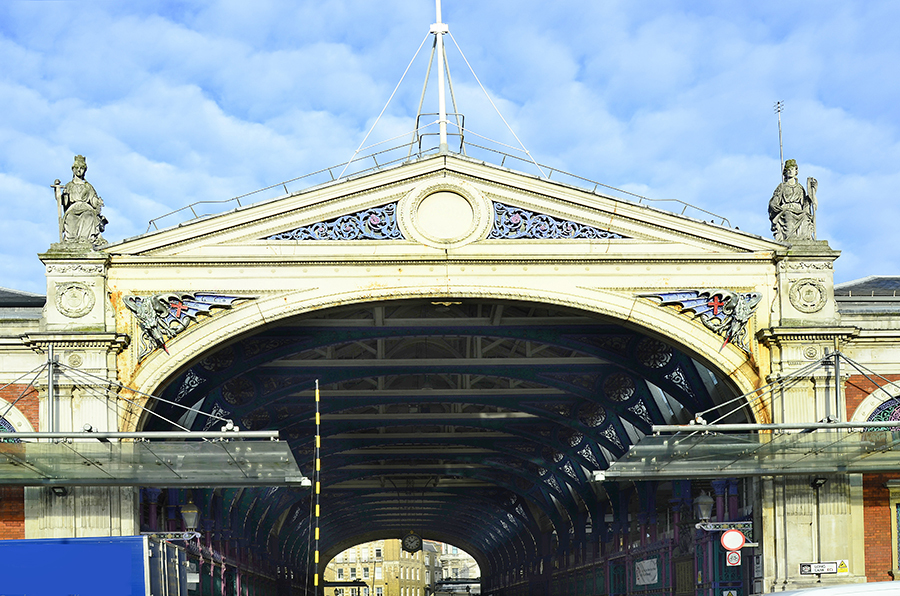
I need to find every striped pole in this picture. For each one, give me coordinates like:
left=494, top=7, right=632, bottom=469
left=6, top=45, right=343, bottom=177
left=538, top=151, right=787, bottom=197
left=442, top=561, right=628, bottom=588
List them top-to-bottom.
left=313, top=379, right=322, bottom=591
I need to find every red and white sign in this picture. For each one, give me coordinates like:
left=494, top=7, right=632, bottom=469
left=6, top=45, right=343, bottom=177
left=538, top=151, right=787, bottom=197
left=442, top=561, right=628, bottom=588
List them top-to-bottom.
left=721, top=529, right=746, bottom=551
left=726, top=551, right=742, bottom=567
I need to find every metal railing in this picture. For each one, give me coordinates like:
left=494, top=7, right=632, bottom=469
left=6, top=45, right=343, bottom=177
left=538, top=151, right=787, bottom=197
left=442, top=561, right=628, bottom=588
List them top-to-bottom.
left=144, top=129, right=731, bottom=233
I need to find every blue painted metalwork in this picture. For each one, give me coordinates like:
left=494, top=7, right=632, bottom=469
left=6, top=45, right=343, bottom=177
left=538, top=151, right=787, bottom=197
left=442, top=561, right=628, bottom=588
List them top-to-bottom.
left=488, top=202, right=624, bottom=240
left=265, top=203, right=403, bottom=241
left=639, top=289, right=762, bottom=352
left=123, top=292, right=253, bottom=360
left=140, top=300, right=738, bottom=589
left=868, top=397, right=900, bottom=427
left=0, top=416, right=19, bottom=443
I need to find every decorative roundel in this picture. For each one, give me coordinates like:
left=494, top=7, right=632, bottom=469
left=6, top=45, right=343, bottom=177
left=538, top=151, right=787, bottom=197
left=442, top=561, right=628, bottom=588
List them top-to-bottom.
left=398, top=178, right=493, bottom=249
left=789, top=278, right=827, bottom=313
left=55, top=281, right=95, bottom=318
left=635, top=338, right=673, bottom=369
left=603, top=373, right=636, bottom=402
left=222, top=377, right=255, bottom=406
left=868, top=398, right=900, bottom=424
left=578, top=403, right=607, bottom=427
left=401, top=532, right=422, bottom=553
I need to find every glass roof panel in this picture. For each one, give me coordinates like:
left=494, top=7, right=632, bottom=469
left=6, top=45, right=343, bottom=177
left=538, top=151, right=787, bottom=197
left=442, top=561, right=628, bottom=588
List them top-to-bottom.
left=603, top=430, right=900, bottom=478
left=0, top=440, right=306, bottom=487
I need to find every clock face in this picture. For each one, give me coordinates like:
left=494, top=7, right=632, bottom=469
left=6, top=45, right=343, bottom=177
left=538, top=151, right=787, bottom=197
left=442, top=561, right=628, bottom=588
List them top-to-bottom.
left=402, top=533, right=422, bottom=552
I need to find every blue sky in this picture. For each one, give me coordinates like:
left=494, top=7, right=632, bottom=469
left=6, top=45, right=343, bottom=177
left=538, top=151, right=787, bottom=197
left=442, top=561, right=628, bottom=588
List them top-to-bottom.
left=1, top=1, right=898, bottom=293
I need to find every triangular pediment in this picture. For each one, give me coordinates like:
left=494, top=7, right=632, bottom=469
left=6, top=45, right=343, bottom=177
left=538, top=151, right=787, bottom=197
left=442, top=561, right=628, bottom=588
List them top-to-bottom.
left=107, top=154, right=781, bottom=259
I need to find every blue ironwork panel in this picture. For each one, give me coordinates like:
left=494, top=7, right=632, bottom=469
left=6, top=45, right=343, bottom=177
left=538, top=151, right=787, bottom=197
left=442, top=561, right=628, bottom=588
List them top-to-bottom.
left=489, top=202, right=624, bottom=240
left=265, top=203, right=403, bottom=240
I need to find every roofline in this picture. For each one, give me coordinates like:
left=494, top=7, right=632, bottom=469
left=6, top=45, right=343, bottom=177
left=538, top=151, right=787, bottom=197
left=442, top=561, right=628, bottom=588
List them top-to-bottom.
left=105, top=152, right=783, bottom=255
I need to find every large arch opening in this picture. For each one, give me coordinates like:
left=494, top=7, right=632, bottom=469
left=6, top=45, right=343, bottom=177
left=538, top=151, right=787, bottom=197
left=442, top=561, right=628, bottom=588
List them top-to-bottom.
left=137, top=298, right=754, bottom=593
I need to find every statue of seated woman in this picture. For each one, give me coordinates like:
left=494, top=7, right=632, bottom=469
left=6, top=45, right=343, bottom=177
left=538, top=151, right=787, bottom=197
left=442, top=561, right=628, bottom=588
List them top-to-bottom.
left=59, top=155, right=107, bottom=245
left=768, top=158, right=817, bottom=242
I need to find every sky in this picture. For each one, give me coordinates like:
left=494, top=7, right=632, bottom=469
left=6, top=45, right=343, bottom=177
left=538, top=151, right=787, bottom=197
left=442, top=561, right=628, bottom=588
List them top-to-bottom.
left=1, top=0, right=898, bottom=294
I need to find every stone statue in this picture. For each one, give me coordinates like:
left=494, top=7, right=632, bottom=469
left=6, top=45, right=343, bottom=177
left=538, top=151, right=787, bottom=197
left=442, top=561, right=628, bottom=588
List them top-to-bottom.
left=53, top=155, right=108, bottom=245
left=768, top=158, right=817, bottom=242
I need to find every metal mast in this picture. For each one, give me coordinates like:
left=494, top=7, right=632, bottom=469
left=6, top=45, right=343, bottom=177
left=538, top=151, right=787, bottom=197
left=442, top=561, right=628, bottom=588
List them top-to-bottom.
left=431, top=0, right=450, bottom=152
left=774, top=101, right=784, bottom=173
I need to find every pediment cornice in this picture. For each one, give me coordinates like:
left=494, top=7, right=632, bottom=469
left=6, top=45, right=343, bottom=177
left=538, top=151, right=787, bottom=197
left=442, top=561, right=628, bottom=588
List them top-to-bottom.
left=107, top=154, right=782, bottom=259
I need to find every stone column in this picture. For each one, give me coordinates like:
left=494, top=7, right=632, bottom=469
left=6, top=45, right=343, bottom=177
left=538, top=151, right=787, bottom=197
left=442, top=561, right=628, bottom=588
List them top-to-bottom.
left=757, top=241, right=866, bottom=589
left=23, top=247, right=135, bottom=540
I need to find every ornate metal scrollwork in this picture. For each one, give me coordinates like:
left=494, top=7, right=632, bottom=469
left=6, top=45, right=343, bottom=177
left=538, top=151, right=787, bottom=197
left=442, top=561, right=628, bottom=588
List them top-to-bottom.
left=488, top=202, right=624, bottom=240
left=265, top=203, right=403, bottom=240
left=639, top=289, right=762, bottom=352
left=123, top=292, right=253, bottom=360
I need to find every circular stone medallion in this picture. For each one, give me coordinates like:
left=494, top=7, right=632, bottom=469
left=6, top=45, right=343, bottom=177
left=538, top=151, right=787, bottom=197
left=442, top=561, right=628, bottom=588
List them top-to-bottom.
left=398, top=179, right=493, bottom=249
left=417, top=191, right=474, bottom=241
left=789, top=278, right=827, bottom=313
left=56, top=282, right=95, bottom=318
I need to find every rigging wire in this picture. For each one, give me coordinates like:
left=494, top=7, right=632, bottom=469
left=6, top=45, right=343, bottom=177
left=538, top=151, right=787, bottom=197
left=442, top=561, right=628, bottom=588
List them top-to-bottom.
left=337, top=32, right=432, bottom=181
left=447, top=32, right=545, bottom=178
left=838, top=353, right=900, bottom=406
left=690, top=355, right=832, bottom=424
left=0, top=362, right=49, bottom=422
left=55, top=362, right=231, bottom=426
left=56, top=370, right=193, bottom=433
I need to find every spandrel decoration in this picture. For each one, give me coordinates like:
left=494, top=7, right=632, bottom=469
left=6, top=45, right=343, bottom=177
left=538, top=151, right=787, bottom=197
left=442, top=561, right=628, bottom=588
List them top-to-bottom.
left=639, top=289, right=762, bottom=352
left=123, top=292, right=254, bottom=360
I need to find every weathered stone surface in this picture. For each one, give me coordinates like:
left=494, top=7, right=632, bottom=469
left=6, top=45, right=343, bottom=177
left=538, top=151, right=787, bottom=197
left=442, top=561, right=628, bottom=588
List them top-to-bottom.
left=53, top=155, right=108, bottom=246
left=769, top=158, right=817, bottom=242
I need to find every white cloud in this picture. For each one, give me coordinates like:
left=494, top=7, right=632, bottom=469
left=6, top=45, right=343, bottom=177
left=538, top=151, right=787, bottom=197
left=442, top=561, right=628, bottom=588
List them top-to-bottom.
left=0, top=0, right=897, bottom=292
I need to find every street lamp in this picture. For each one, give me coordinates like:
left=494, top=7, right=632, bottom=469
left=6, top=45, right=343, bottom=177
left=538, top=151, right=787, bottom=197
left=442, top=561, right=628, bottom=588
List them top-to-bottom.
left=693, top=491, right=714, bottom=523
left=180, top=498, right=200, bottom=532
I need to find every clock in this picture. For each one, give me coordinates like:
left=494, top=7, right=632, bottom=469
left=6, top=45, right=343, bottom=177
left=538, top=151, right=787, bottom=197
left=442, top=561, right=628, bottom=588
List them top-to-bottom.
left=402, top=532, right=422, bottom=553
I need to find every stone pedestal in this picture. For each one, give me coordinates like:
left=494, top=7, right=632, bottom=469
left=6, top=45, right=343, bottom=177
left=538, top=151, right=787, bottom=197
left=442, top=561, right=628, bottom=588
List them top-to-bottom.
left=22, top=245, right=134, bottom=540
left=40, top=245, right=111, bottom=333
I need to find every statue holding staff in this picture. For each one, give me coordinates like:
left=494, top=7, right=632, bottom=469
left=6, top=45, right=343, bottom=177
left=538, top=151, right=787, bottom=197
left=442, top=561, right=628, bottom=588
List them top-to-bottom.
left=53, top=155, right=108, bottom=245
left=768, top=158, right=817, bottom=242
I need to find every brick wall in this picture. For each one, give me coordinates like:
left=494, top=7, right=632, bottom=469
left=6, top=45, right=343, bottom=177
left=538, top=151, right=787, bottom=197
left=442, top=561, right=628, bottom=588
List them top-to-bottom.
left=845, top=374, right=900, bottom=420
left=846, top=376, right=900, bottom=581
left=0, top=384, right=39, bottom=540
left=863, top=473, right=900, bottom=582
left=0, top=487, right=24, bottom=540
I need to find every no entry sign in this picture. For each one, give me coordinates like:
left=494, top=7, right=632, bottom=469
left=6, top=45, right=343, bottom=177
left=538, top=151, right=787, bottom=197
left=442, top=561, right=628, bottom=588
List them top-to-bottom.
left=721, top=529, right=746, bottom=551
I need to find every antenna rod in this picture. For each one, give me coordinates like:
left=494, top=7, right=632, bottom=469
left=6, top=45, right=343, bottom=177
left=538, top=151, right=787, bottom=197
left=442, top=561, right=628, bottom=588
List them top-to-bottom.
left=431, top=0, right=449, bottom=151
left=774, top=101, right=784, bottom=173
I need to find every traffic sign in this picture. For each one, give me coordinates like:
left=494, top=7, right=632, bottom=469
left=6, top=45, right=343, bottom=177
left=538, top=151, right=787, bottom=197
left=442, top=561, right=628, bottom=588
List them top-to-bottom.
left=721, top=529, right=746, bottom=551
left=726, top=551, right=742, bottom=567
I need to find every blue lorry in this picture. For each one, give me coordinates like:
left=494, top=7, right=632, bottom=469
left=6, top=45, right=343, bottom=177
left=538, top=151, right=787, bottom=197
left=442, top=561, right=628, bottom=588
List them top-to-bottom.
left=0, top=535, right=188, bottom=595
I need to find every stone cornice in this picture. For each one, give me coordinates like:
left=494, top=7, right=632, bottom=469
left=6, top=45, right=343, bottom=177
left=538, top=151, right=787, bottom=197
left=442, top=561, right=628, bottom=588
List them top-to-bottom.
left=773, top=241, right=841, bottom=261
left=108, top=253, right=778, bottom=268
left=756, top=326, right=859, bottom=344
left=21, top=333, right=130, bottom=354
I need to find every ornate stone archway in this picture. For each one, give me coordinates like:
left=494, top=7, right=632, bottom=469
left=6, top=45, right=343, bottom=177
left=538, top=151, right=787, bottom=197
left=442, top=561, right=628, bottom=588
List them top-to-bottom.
left=30, top=152, right=858, bottom=593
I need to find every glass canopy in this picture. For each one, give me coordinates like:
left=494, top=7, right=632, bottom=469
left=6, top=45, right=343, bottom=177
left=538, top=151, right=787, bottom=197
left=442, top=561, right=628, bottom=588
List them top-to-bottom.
left=603, top=429, right=900, bottom=479
left=0, top=439, right=307, bottom=487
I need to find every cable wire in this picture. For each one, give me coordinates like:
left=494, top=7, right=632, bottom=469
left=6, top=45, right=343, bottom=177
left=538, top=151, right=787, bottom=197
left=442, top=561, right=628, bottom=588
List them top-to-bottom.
left=337, top=32, right=431, bottom=181
left=447, top=32, right=546, bottom=177
left=0, top=362, right=48, bottom=422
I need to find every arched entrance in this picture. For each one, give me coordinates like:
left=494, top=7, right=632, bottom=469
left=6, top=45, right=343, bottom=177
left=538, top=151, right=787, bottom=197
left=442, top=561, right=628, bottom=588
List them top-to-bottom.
left=37, top=151, right=846, bottom=594
left=137, top=297, right=756, bottom=593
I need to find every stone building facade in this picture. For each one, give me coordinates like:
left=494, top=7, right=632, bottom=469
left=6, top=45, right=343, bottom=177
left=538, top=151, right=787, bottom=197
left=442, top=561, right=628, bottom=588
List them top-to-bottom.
left=0, top=152, right=898, bottom=594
